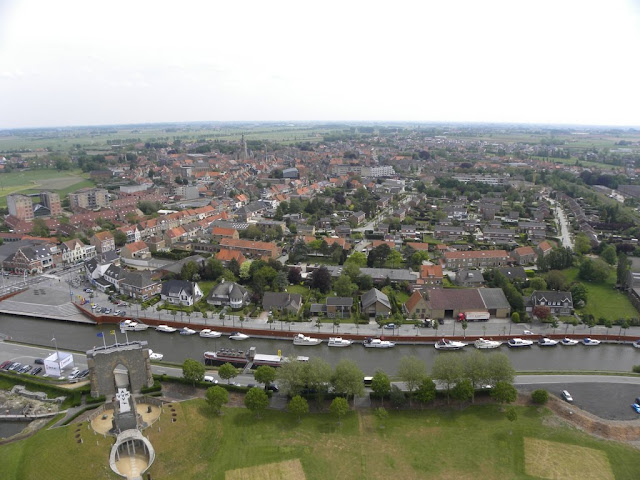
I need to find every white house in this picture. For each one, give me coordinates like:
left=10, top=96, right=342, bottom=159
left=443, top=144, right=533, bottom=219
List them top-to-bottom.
left=61, top=239, right=96, bottom=265
left=160, top=280, right=203, bottom=306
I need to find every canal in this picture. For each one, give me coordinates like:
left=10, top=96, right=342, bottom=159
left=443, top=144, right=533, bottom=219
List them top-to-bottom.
left=1, top=315, right=639, bottom=375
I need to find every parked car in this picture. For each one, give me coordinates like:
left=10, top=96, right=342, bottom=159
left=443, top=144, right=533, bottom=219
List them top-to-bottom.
left=118, top=311, right=127, bottom=317
left=383, top=323, right=396, bottom=330
left=34, top=358, right=44, bottom=365
left=0, top=361, right=11, bottom=369
left=8, top=363, right=21, bottom=371
left=19, top=365, right=32, bottom=373
left=31, top=367, right=43, bottom=375
left=78, top=369, right=90, bottom=378
left=203, top=375, right=218, bottom=384
left=265, top=384, right=279, bottom=392
left=561, top=390, right=573, bottom=402
left=631, top=403, right=640, bottom=414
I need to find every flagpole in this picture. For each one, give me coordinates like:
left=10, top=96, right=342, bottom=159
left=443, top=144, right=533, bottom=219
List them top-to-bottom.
left=113, top=330, right=118, bottom=346
left=124, top=330, right=129, bottom=345
left=102, top=333, right=107, bottom=349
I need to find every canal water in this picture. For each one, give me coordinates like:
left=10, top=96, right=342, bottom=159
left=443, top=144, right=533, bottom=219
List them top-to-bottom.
left=1, top=315, right=639, bottom=375
left=0, top=420, right=31, bottom=439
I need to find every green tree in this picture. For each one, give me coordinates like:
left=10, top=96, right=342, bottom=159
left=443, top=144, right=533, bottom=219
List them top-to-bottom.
left=30, top=218, right=50, bottom=237
left=113, top=229, right=127, bottom=247
left=574, top=233, right=592, bottom=255
left=600, top=244, right=618, bottom=265
left=385, top=250, right=404, bottom=268
left=345, top=251, right=367, bottom=267
left=617, top=252, right=631, bottom=288
left=578, top=258, right=611, bottom=283
left=180, top=261, right=200, bottom=281
left=311, top=266, right=332, bottom=294
left=545, top=270, right=568, bottom=291
left=333, top=274, right=357, bottom=298
left=529, top=277, right=547, bottom=291
left=570, top=282, right=588, bottom=305
left=511, top=312, right=520, bottom=323
left=463, top=351, right=489, bottom=402
left=432, top=353, right=463, bottom=404
left=486, top=353, right=515, bottom=385
left=397, top=355, right=427, bottom=406
left=182, top=358, right=205, bottom=386
left=276, top=358, right=307, bottom=396
left=301, top=358, right=333, bottom=404
left=332, top=359, right=365, bottom=406
left=218, top=363, right=238, bottom=384
left=254, top=365, right=277, bottom=390
left=370, top=370, right=391, bottom=406
left=414, top=377, right=437, bottom=408
left=452, top=378, right=474, bottom=403
left=491, top=381, right=518, bottom=405
left=390, top=384, right=407, bottom=409
left=205, top=386, right=229, bottom=415
left=244, top=387, right=270, bottom=418
left=531, top=389, right=549, bottom=405
left=287, top=395, right=309, bottom=422
left=330, top=397, right=350, bottom=424
left=506, top=406, right=518, bottom=423
left=374, top=407, right=389, bottom=428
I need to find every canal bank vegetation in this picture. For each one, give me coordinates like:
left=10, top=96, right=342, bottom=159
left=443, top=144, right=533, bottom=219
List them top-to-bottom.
left=0, top=371, right=89, bottom=408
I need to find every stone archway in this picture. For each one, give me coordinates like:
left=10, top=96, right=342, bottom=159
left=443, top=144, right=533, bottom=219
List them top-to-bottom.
left=86, top=342, right=153, bottom=398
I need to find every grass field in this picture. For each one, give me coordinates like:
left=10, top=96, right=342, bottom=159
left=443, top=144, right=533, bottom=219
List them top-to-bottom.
left=0, top=169, right=93, bottom=206
left=564, top=267, right=638, bottom=320
left=4, top=401, right=640, bottom=480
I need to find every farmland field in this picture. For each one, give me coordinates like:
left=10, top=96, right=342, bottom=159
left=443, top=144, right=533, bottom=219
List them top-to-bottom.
left=0, top=169, right=93, bottom=206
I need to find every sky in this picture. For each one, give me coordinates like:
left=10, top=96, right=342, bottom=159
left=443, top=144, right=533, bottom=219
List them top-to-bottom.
left=1, top=0, right=640, bottom=129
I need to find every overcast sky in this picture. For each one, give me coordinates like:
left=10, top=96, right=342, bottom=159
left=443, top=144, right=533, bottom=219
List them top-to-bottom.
left=1, top=0, right=639, bottom=129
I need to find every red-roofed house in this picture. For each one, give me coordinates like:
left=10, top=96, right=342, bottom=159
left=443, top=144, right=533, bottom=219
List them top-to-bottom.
left=211, top=227, right=239, bottom=241
left=90, top=231, right=115, bottom=254
left=121, top=241, right=151, bottom=260
left=536, top=241, right=553, bottom=257
left=512, top=246, right=536, bottom=265
left=216, top=249, right=247, bottom=265
left=443, top=250, right=509, bottom=269
left=419, top=264, right=443, bottom=285
left=403, top=291, right=429, bottom=318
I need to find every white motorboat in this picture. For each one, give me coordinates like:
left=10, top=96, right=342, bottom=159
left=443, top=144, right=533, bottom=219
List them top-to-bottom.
left=120, top=320, right=149, bottom=332
left=155, top=325, right=177, bottom=333
left=179, top=327, right=196, bottom=336
left=199, top=329, right=222, bottom=338
left=229, top=332, right=249, bottom=341
left=292, top=333, right=322, bottom=346
left=328, top=337, right=353, bottom=347
left=538, top=337, right=559, bottom=346
left=561, top=337, right=579, bottom=346
left=582, top=337, right=601, bottom=346
left=363, top=338, right=395, bottom=348
left=474, top=338, right=501, bottom=349
left=507, top=338, right=533, bottom=348
left=435, top=339, right=467, bottom=350
left=633, top=339, right=640, bottom=349
left=148, top=349, right=163, bottom=361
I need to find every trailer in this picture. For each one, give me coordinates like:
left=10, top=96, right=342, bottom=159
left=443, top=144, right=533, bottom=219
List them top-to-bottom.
left=457, top=311, right=490, bottom=322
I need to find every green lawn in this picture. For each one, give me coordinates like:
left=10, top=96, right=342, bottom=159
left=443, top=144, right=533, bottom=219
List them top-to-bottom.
left=0, top=169, right=94, bottom=206
left=564, top=267, right=638, bottom=320
left=286, top=284, right=314, bottom=301
left=4, top=401, right=640, bottom=479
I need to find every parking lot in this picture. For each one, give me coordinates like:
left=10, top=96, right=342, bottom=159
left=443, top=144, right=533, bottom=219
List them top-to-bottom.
left=518, top=382, right=640, bottom=421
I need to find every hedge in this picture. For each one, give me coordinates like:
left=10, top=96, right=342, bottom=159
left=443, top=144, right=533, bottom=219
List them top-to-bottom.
left=86, top=395, right=106, bottom=405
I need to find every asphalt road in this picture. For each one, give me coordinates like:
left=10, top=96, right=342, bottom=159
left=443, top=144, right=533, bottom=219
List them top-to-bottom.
left=515, top=375, right=640, bottom=420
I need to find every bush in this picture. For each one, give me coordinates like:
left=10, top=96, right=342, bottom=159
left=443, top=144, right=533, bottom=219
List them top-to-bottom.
left=632, top=365, right=640, bottom=374
left=141, top=381, right=162, bottom=394
left=531, top=389, right=549, bottom=405
left=86, top=395, right=106, bottom=404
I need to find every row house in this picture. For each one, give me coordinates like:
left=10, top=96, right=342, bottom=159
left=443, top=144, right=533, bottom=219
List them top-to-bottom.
left=518, top=221, right=547, bottom=240
left=117, top=225, right=142, bottom=243
left=433, top=225, right=465, bottom=240
left=164, top=226, right=188, bottom=246
left=481, top=228, right=517, bottom=244
left=219, top=238, right=281, bottom=259
left=60, top=239, right=96, bottom=265
left=120, top=241, right=151, bottom=260
left=512, top=246, right=536, bottom=265
left=443, top=250, right=509, bottom=270
left=103, top=264, right=124, bottom=291
left=418, top=264, right=443, bottom=286
left=119, top=271, right=161, bottom=301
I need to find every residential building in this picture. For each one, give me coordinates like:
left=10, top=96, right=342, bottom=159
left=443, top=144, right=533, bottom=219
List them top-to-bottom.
left=361, top=165, right=395, bottom=177
left=68, top=188, right=109, bottom=211
left=40, top=191, right=62, bottom=216
left=7, top=194, right=34, bottom=222
left=117, top=225, right=141, bottom=243
left=211, top=227, right=239, bottom=241
left=90, top=231, right=116, bottom=254
left=60, top=239, right=95, bottom=265
left=120, top=241, right=151, bottom=260
left=536, top=241, right=553, bottom=257
left=2, top=245, right=53, bottom=274
left=512, top=246, right=536, bottom=265
left=216, top=248, right=247, bottom=266
left=443, top=250, right=509, bottom=270
left=103, top=264, right=124, bottom=291
left=419, top=264, right=443, bottom=286
left=322, top=266, right=418, bottom=285
left=494, top=266, right=527, bottom=282
left=454, top=269, right=485, bottom=287
left=119, top=271, right=161, bottom=301
left=160, top=280, right=203, bottom=306
left=206, top=280, right=250, bottom=309
left=360, top=288, right=391, bottom=318
left=528, top=290, right=573, bottom=316
left=403, top=291, right=429, bottom=318
left=262, top=292, right=303, bottom=314
left=310, top=297, right=353, bottom=318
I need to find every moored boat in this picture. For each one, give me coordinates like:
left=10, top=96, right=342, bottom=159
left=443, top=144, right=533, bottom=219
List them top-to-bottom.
left=120, top=320, right=149, bottom=332
left=155, top=325, right=177, bottom=333
left=179, top=327, right=196, bottom=335
left=199, top=329, right=222, bottom=338
left=229, top=332, right=250, bottom=341
left=292, top=333, right=322, bottom=346
left=328, top=337, right=353, bottom=347
left=538, top=337, right=559, bottom=346
left=561, top=337, right=579, bottom=346
left=582, top=337, right=601, bottom=346
left=363, top=338, right=395, bottom=348
left=474, top=338, right=501, bottom=349
left=507, top=338, right=533, bottom=348
left=435, top=339, right=467, bottom=350
left=633, top=339, right=640, bottom=349
left=204, top=348, right=248, bottom=366
left=148, top=349, right=163, bottom=361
